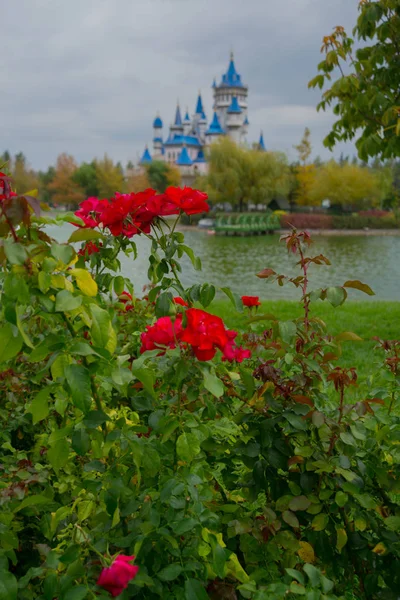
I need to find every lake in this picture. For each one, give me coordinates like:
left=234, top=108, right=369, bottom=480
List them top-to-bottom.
left=46, top=222, right=400, bottom=301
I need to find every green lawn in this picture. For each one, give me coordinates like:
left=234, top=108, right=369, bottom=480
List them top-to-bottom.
left=211, top=300, right=400, bottom=399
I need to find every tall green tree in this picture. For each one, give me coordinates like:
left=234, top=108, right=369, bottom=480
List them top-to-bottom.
left=309, top=0, right=400, bottom=160
left=202, top=137, right=290, bottom=212
left=11, top=153, right=40, bottom=194
left=95, top=155, right=124, bottom=197
left=73, top=161, right=99, bottom=197
left=146, top=161, right=181, bottom=193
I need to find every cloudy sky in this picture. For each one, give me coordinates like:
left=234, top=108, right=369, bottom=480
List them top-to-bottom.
left=2, top=0, right=360, bottom=170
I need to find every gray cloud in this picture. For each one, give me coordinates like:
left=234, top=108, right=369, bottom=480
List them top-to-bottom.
left=1, top=0, right=360, bottom=170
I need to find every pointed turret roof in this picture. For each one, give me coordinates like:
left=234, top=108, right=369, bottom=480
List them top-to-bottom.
left=220, top=52, right=244, bottom=87
left=212, top=77, right=216, bottom=88
left=195, top=92, right=204, bottom=115
left=227, top=96, right=242, bottom=114
left=174, top=103, right=182, bottom=126
left=184, top=108, right=191, bottom=122
left=206, top=112, right=225, bottom=135
left=153, top=113, right=163, bottom=128
left=244, top=115, right=249, bottom=125
left=259, top=131, right=266, bottom=151
left=176, top=146, right=193, bottom=166
left=140, top=147, right=152, bottom=164
left=194, top=149, right=206, bottom=163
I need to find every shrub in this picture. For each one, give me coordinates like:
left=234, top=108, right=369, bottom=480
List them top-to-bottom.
left=0, top=174, right=399, bottom=599
left=280, top=212, right=333, bottom=229
left=332, top=215, right=400, bottom=229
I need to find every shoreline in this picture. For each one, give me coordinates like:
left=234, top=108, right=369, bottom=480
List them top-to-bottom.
left=179, top=225, right=400, bottom=236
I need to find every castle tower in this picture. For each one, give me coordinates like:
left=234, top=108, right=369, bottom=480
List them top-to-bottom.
left=213, top=52, right=248, bottom=137
left=226, top=97, right=243, bottom=144
left=170, top=102, right=184, bottom=136
left=183, top=108, right=191, bottom=136
left=152, top=113, right=163, bottom=155
left=258, top=131, right=266, bottom=151
left=140, top=146, right=152, bottom=165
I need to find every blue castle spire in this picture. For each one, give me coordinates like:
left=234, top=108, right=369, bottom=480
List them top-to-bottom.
left=221, top=52, right=244, bottom=87
left=195, top=92, right=204, bottom=115
left=227, top=96, right=242, bottom=114
left=174, top=103, right=182, bottom=126
left=184, top=108, right=190, bottom=122
left=206, top=112, right=224, bottom=135
left=153, top=114, right=163, bottom=128
left=259, top=131, right=266, bottom=151
left=176, top=145, right=193, bottom=166
left=140, top=146, right=152, bottom=164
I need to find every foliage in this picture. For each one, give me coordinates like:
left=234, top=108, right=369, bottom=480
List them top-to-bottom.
left=309, top=0, right=400, bottom=160
left=294, top=128, right=312, bottom=166
left=203, top=138, right=291, bottom=211
left=10, top=153, right=40, bottom=195
left=48, top=153, right=86, bottom=207
left=95, top=155, right=125, bottom=198
left=73, top=161, right=100, bottom=198
left=146, top=161, right=181, bottom=193
left=309, top=161, right=382, bottom=208
left=295, top=165, right=317, bottom=207
left=0, top=170, right=399, bottom=599
left=280, top=213, right=333, bottom=230
left=332, top=213, right=399, bottom=229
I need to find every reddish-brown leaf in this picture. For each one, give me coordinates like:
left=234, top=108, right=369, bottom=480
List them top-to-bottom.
left=256, top=268, right=276, bottom=279
left=344, top=280, right=375, bottom=296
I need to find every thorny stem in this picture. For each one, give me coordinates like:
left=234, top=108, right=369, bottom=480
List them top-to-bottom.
left=0, top=205, right=18, bottom=242
left=297, top=241, right=310, bottom=333
left=338, top=384, right=345, bottom=425
left=388, top=388, right=396, bottom=415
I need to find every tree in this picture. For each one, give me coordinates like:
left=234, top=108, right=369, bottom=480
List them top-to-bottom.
left=309, top=0, right=400, bottom=161
left=294, top=127, right=312, bottom=166
left=294, top=129, right=315, bottom=205
left=202, top=137, right=291, bottom=212
left=11, top=153, right=40, bottom=194
left=48, top=154, right=85, bottom=208
left=95, top=155, right=124, bottom=197
left=309, top=160, right=381, bottom=209
left=73, top=161, right=99, bottom=197
left=146, top=161, right=181, bottom=193
left=38, top=167, right=56, bottom=205
left=125, top=171, right=151, bottom=193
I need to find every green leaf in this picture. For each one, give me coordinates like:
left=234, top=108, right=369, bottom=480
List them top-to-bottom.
left=68, top=229, right=104, bottom=243
left=3, top=239, right=28, bottom=265
left=50, top=242, right=75, bottom=264
left=180, top=245, right=202, bottom=271
left=38, top=271, right=52, bottom=293
left=3, top=274, right=29, bottom=304
left=113, top=276, right=125, bottom=296
left=344, top=280, right=375, bottom=296
left=199, top=283, right=215, bottom=308
left=221, top=287, right=243, bottom=312
left=326, top=287, right=347, bottom=307
left=55, top=290, right=82, bottom=312
left=155, top=292, right=173, bottom=317
left=90, top=305, right=116, bottom=353
left=16, top=306, right=34, bottom=348
left=279, top=321, right=297, bottom=344
left=0, top=323, right=23, bottom=363
left=131, top=361, right=156, bottom=399
left=65, top=364, right=92, bottom=413
left=239, top=367, right=255, bottom=398
left=203, top=369, right=224, bottom=398
left=29, top=388, right=52, bottom=424
left=71, top=428, right=91, bottom=456
left=176, top=432, right=200, bottom=463
left=48, top=439, right=70, bottom=471
left=335, top=491, right=348, bottom=508
left=14, top=495, right=52, bottom=513
left=289, top=496, right=311, bottom=511
left=282, top=510, right=300, bottom=528
left=311, top=513, right=329, bottom=531
left=384, top=516, right=400, bottom=531
left=336, top=528, right=348, bottom=552
left=157, top=564, right=183, bottom=581
left=303, top=564, right=321, bottom=587
left=285, top=569, right=305, bottom=585
left=0, top=570, right=17, bottom=600
left=184, top=579, right=209, bottom=600
left=290, top=582, right=306, bottom=595
left=64, top=586, right=88, bottom=600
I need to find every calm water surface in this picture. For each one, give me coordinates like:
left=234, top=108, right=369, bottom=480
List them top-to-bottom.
left=47, top=223, right=400, bottom=301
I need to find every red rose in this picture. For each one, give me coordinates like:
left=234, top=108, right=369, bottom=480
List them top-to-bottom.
left=163, top=186, right=209, bottom=215
left=75, top=197, right=108, bottom=228
left=78, top=240, right=101, bottom=257
left=119, top=291, right=133, bottom=304
left=173, top=296, right=188, bottom=307
left=241, top=296, right=261, bottom=308
left=180, top=308, right=228, bottom=361
left=140, top=315, right=183, bottom=354
left=97, top=555, right=139, bottom=597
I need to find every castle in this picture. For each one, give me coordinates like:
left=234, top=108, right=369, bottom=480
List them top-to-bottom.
left=138, top=53, right=266, bottom=182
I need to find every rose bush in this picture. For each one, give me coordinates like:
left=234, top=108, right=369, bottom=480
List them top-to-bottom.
left=0, top=172, right=399, bottom=599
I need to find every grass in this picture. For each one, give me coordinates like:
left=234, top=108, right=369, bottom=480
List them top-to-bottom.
left=211, top=300, right=400, bottom=399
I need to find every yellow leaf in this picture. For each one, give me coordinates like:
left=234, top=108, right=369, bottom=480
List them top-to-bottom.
left=70, top=269, right=98, bottom=297
left=51, top=274, right=66, bottom=289
left=355, top=518, right=367, bottom=531
left=336, top=528, right=348, bottom=552
left=297, top=541, right=315, bottom=563
left=372, top=542, right=387, bottom=555
left=226, top=553, right=249, bottom=583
